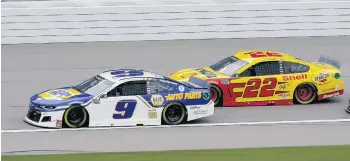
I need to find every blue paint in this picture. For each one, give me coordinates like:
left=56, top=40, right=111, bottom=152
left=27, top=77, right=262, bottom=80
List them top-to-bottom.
left=318, top=56, right=341, bottom=69
left=110, top=69, right=144, bottom=77
left=188, top=76, right=211, bottom=89
left=137, top=77, right=211, bottom=108
left=29, top=86, right=93, bottom=112
left=141, top=89, right=211, bottom=108
left=113, top=99, right=137, bottom=119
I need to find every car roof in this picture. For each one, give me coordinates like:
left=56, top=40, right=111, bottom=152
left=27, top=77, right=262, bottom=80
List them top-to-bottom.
left=233, top=50, right=298, bottom=63
left=98, top=69, right=164, bottom=82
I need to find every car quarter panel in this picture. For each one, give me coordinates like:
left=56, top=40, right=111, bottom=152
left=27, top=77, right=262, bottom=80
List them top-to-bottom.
left=140, top=89, right=214, bottom=121
left=85, top=95, right=162, bottom=127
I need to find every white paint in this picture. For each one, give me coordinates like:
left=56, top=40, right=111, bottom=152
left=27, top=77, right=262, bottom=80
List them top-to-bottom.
left=2, top=0, right=350, bottom=44
left=2, top=1, right=349, bottom=10
left=23, top=74, right=214, bottom=129
left=2, top=118, right=350, bottom=133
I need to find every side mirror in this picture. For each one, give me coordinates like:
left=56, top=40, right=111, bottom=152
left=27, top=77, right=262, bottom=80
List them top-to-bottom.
left=92, top=94, right=107, bottom=104
left=100, top=94, right=107, bottom=99
left=92, top=98, right=100, bottom=104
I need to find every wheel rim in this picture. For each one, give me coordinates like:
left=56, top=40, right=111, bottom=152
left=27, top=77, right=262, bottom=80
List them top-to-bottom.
left=297, top=85, right=313, bottom=101
left=210, top=87, right=218, bottom=103
left=166, top=105, right=183, bottom=123
left=67, top=108, right=84, bottom=126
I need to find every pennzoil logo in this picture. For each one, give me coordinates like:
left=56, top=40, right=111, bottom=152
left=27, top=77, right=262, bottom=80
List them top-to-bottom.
left=314, top=73, right=330, bottom=83
left=166, top=92, right=202, bottom=101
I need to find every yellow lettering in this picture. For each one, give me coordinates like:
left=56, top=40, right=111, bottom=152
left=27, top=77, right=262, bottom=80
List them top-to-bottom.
left=184, top=92, right=201, bottom=99
left=166, top=93, right=184, bottom=101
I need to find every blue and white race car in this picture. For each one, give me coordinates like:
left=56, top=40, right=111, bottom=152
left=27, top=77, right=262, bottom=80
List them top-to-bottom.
left=25, top=69, right=214, bottom=128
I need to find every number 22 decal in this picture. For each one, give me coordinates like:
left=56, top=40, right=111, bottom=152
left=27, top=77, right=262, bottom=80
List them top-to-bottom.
left=247, top=51, right=282, bottom=58
left=229, top=77, right=278, bottom=98
left=113, top=100, right=137, bottom=119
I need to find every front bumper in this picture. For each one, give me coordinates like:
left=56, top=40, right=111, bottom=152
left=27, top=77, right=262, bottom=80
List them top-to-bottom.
left=346, top=105, right=350, bottom=114
left=24, top=108, right=65, bottom=128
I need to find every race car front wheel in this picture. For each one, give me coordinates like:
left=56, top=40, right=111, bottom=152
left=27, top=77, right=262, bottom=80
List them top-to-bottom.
left=294, top=83, right=317, bottom=104
left=210, top=85, right=222, bottom=107
left=162, top=103, right=186, bottom=125
left=63, top=105, right=88, bottom=128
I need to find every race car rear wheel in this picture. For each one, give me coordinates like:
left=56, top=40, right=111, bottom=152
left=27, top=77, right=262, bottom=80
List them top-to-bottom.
left=294, top=83, right=317, bottom=104
left=210, top=85, right=222, bottom=107
left=162, top=103, right=186, bottom=125
left=63, top=105, right=88, bottom=128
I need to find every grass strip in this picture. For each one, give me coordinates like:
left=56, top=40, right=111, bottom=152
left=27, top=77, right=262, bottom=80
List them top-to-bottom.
left=2, top=145, right=350, bottom=161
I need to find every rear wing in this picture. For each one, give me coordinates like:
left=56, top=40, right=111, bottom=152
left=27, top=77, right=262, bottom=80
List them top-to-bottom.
left=318, top=55, right=341, bottom=69
left=187, top=77, right=211, bottom=89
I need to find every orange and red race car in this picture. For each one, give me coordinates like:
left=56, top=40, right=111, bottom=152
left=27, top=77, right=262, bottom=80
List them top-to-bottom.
left=169, top=50, right=344, bottom=107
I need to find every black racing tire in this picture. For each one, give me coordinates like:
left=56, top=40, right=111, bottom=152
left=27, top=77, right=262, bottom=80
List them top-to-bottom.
left=294, top=83, right=317, bottom=105
left=210, top=85, right=222, bottom=107
left=162, top=102, right=186, bottom=125
left=63, top=105, right=88, bottom=128
left=346, top=106, right=350, bottom=114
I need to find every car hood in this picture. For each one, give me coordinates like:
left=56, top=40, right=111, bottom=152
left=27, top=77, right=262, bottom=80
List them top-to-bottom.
left=169, top=67, right=230, bottom=81
left=30, top=87, right=93, bottom=107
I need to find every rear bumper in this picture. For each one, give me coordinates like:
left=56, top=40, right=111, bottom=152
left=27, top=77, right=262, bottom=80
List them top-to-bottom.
left=318, top=89, right=344, bottom=100
left=187, top=100, right=215, bottom=121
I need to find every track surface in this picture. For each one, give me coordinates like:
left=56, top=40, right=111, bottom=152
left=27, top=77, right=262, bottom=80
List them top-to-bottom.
left=2, top=36, right=350, bottom=154
left=2, top=123, right=350, bottom=155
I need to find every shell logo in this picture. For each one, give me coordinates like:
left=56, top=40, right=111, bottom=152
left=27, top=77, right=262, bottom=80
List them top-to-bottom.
left=150, top=94, right=164, bottom=107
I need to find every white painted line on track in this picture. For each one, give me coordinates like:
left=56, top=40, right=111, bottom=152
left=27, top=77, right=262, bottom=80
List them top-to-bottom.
left=3, top=1, right=350, bottom=10
left=2, top=119, right=350, bottom=133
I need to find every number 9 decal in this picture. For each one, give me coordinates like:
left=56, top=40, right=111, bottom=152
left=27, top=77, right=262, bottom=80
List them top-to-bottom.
left=111, top=70, right=144, bottom=78
left=113, top=100, right=137, bottom=119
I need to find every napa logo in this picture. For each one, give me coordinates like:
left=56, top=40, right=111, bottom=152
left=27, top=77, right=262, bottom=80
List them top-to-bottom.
left=39, top=88, right=80, bottom=100
left=150, top=94, right=164, bottom=107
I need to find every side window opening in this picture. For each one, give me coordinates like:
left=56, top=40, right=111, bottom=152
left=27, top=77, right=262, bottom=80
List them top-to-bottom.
left=238, top=61, right=281, bottom=77
left=283, top=61, right=310, bottom=74
left=238, top=67, right=254, bottom=77
left=150, top=79, right=175, bottom=94
left=107, top=80, right=148, bottom=97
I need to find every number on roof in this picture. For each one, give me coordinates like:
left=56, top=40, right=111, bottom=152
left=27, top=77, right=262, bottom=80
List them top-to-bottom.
left=247, top=51, right=282, bottom=58
left=111, top=70, right=144, bottom=77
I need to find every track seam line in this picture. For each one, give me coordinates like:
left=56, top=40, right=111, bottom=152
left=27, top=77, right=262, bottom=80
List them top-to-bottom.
left=2, top=118, right=350, bottom=133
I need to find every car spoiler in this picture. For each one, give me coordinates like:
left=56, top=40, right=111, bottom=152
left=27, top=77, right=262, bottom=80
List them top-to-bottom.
left=318, top=55, right=341, bottom=69
left=187, top=77, right=211, bottom=89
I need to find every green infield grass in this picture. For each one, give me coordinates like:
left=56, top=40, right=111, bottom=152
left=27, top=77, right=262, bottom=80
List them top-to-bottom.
left=2, top=145, right=350, bottom=161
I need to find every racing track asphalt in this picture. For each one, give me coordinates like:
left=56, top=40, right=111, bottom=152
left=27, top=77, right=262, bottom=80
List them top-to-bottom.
left=2, top=36, right=350, bottom=155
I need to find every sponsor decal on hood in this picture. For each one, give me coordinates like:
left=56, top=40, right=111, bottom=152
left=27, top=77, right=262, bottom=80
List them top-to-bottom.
left=31, top=87, right=93, bottom=107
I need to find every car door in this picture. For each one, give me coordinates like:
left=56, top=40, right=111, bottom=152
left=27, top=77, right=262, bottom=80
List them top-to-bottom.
left=230, top=60, right=284, bottom=103
left=279, top=61, right=310, bottom=99
left=87, top=79, right=150, bottom=127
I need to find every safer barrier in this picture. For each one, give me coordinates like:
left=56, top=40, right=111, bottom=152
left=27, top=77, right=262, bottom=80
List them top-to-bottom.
left=2, top=0, right=350, bottom=44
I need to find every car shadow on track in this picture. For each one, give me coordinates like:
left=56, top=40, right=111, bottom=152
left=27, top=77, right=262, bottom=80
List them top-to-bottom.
left=315, top=97, right=344, bottom=104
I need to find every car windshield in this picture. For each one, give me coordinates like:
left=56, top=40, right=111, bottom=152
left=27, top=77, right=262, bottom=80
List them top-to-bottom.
left=209, top=56, right=248, bottom=76
left=74, top=75, right=114, bottom=96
